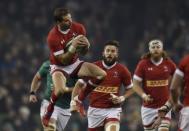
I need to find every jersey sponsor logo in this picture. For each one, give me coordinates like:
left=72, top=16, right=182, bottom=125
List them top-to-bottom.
left=146, top=80, right=168, bottom=87
left=94, top=86, right=118, bottom=93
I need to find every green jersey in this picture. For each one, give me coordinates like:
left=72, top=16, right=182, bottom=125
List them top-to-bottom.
left=38, top=61, right=76, bottom=109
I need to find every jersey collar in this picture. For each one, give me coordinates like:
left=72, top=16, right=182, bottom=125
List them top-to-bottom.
left=57, top=25, right=70, bottom=34
left=150, top=57, right=163, bottom=66
left=102, top=61, right=117, bottom=69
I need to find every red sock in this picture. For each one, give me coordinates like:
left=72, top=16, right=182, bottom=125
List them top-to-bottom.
left=78, top=86, right=94, bottom=101
left=42, top=91, right=59, bottom=126
left=49, top=91, right=58, bottom=104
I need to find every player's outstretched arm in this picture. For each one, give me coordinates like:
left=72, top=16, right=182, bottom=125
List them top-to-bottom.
left=29, top=72, right=42, bottom=103
left=170, top=72, right=184, bottom=111
left=124, top=88, right=135, bottom=99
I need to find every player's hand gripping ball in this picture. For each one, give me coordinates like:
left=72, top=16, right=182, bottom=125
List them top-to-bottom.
left=67, top=35, right=90, bottom=55
left=76, top=35, right=90, bottom=55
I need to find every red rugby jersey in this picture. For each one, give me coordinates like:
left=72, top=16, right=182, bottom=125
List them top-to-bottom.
left=47, top=22, right=86, bottom=66
left=134, top=58, right=176, bottom=108
left=89, top=61, right=133, bottom=108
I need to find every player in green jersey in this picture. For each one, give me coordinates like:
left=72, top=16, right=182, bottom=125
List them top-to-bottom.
left=29, top=60, right=81, bottom=131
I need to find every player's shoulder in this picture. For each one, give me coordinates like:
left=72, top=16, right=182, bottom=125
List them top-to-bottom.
left=72, top=21, right=85, bottom=28
left=71, top=22, right=86, bottom=35
left=47, top=25, right=58, bottom=40
left=48, top=25, right=57, bottom=35
left=184, top=54, right=189, bottom=59
left=178, top=55, right=189, bottom=66
left=181, top=55, right=189, bottom=62
left=164, top=57, right=176, bottom=65
left=164, top=57, right=173, bottom=62
left=138, top=58, right=149, bottom=66
left=42, top=60, right=50, bottom=68
left=93, top=60, right=102, bottom=66
left=116, top=63, right=127, bottom=69
left=116, top=63, right=131, bottom=72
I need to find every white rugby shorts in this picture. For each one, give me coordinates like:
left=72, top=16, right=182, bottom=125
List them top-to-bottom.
left=50, top=59, right=83, bottom=75
left=40, top=100, right=71, bottom=131
left=87, top=106, right=121, bottom=128
left=141, top=106, right=171, bottom=126
left=178, top=106, right=189, bottom=131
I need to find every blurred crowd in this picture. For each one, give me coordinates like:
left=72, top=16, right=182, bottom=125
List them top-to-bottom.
left=0, top=0, right=189, bottom=130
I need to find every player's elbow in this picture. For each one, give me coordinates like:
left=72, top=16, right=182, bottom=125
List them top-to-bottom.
left=56, top=55, right=70, bottom=65
left=61, top=59, right=70, bottom=65
left=98, top=70, right=107, bottom=80
left=102, top=70, right=107, bottom=78
left=34, top=73, right=41, bottom=82
left=76, top=80, right=87, bottom=89
left=132, top=80, right=140, bottom=89
left=132, top=85, right=137, bottom=92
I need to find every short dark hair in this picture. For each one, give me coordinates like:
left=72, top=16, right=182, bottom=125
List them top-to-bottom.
left=54, top=8, right=71, bottom=22
left=104, top=40, right=120, bottom=48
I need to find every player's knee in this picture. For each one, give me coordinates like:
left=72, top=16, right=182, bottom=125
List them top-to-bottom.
left=97, top=70, right=107, bottom=80
left=101, top=70, right=107, bottom=78
left=52, top=71, right=67, bottom=94
left=53, top=71, right=63, bottom=78
left=54, top=86, right=65, bottom=95
left=158, top=119, right=170, bottom=131
left=105, top=122, right=120, bottom=131
left=144, top=126, right=156, bottom=131
left=144, top=127, right=155, bottom=131
left=158, top=128, right=169, bottom=131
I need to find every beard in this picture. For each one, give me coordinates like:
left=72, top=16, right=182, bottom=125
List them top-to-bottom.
left=60, top=24, right=71, bottom=31
left=151, top=52, right=162, bottom=61
left=103, top=56, right=117, bottom=66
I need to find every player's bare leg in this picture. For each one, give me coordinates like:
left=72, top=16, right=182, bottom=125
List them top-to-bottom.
left=70, top=62, right=106, bottom=114
left=77, top=62, right=106, bottom=101
left=78, top=62, right=106, bottom=79
left=42, top=71, right=68, bottom=126
left=52, top=71, right=68, bottom=95
left=158, top=119, right=170, bottom=131
left=144, top=120, right=170, bottom=131
left=105, top=121, right=120, bottom=131
left=144, top=128, right=155, bottom=131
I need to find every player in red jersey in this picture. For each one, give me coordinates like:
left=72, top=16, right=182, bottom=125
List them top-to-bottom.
left=43, top=7, right=107, bottom=127
left=132, top=39, right=176, bottom=131
left=71, top=40, right=134, bottom=131
left=170, top=55, right=189, bottom=131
